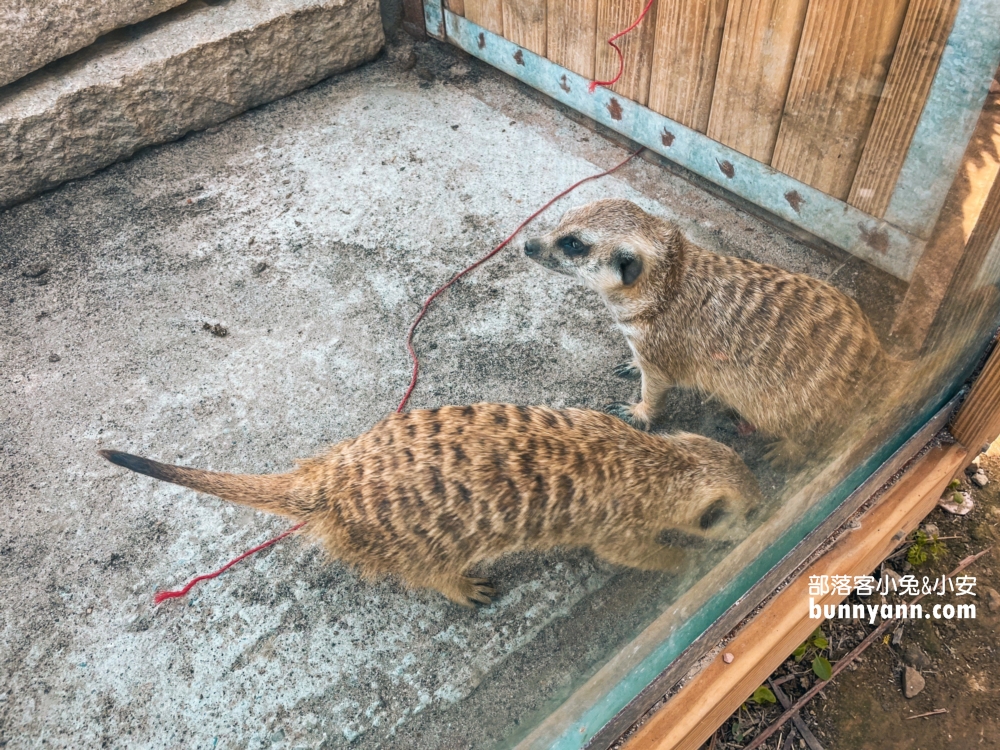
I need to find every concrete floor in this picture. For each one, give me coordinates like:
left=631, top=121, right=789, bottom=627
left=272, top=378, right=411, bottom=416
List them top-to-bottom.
left=0, top=35, right=907, bottom=750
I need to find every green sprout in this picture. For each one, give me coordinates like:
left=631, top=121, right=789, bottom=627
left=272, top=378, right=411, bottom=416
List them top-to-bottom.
left=906, top=529, right=948, bottom=568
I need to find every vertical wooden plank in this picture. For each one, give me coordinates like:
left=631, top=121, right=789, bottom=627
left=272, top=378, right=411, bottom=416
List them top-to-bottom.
left=444, top=0, right=466, bottom=16
left=465, top=0, right=503, bottom=35
left=502, top=0, right=546, bottom=55
left=546, top=0, right=598, bottom=79
left=594, top=0, right=659, bottom=106
left=646, top=0, right=729, bottom=132
left=706, top=0, right=810, bottom=163
left=770, top=0, right=910, bottom=201
left=847, top=0, right=962, bottom=216
left=882, top=0, right=1000, bottom=239
left=889, top=80, right=1000, bottom=353
left=951, top=338, right=1000, bottom=456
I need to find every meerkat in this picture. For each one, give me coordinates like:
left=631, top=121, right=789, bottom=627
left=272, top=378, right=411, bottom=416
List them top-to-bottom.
left=524, top=199, right=887, bottom=465
left=100, top=403, right=762, bottom=606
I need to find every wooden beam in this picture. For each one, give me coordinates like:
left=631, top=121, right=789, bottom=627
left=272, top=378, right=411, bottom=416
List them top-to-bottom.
left=444, top=0, right=466, bottom=16
left=466, top=0, right=504, bottom=35
left=502, top=0, right=546, bottom=55
left=546, top=0, right=598, bottom=78
left=594, top=0, right=659, bottom=106
left=646, top=0, right=728, bottom=133
left=706, top=0, right=809, bottom=163
left=769, top=0, right=910, bottom=200
left=847, top=0, right=962, bottom=217
left=889, top=81, right=1000, bottom=353
left=951, top=341, right=1000, bottom=456
left=623, top=441, right=968, bottom=750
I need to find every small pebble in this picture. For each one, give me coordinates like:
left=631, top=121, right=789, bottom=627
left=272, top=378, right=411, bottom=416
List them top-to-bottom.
left=253, top=261, right=268, bottom=275
left=21, top=262, right=49, bottom=278
left=203, top=322, right=228, bottom=337
left=48, top=353, right=60, bottom=362
left=972, top=471, right=989, bottom=487
left=939, top=490, right=974, bottom=515
left=922, top=523, right=940, bottom=538
left=986, top=587, right=1000, bottom=613
left=903, top=643, right=932, bottom=671
left=722, top=652, right=734, bottom=664
left=903, top=666, right=925, bottom=698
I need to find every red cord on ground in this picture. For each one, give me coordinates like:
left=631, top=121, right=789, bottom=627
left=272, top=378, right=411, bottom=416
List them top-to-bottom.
left=588, top=0, right=658, bottom=94
left=153, top=146, right=644, bottom=606
left=397, top=146, right=644, bottom=412
left=152, top=522, right=306, bottom=604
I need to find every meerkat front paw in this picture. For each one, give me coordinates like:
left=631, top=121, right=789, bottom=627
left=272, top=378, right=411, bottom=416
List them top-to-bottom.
left=613, top=360, right=642, bottom=380
left=605, top=402, right=652, bottom=431
left=439, top=575, right=495, bottom=607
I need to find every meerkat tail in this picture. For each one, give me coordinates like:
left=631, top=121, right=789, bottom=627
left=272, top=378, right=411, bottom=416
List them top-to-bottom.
left=98, top=450, right=301, bottom=518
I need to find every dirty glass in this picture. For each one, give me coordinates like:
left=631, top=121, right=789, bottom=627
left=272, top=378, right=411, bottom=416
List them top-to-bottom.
left=3, top=1, right=1000, bottom=749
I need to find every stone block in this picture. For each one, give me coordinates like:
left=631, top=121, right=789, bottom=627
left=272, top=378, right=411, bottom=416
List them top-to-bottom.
left=0, top=0, right=384, bottom=209
left=2, top=0, right=187, bottom=88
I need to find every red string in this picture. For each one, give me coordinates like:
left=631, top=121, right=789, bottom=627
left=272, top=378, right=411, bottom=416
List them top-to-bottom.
left=588, top=0, right=658, bottom=94
left=397, top=146, right=644, bottom=412
left=153, top=147, right=643, bottom=605
left=153, top=522, right=306, bottom=604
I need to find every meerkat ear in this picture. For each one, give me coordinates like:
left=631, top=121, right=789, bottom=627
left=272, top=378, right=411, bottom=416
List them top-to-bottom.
left=611, top=248, right=643, bottom=285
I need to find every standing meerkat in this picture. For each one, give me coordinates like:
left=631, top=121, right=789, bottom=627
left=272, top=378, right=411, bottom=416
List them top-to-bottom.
left=524, top=199, right=887, bottom=465
left=100, top=404, right=762, bottom=606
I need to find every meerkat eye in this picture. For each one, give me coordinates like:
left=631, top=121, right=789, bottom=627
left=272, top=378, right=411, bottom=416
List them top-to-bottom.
left=558, top=235, right=589, bottom=257
left=699, top=497, right=729, bottom=529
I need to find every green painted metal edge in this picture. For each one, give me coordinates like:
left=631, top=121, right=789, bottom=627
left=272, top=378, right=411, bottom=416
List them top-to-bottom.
left=423, top=0, right=445, bottom=40
left=884, top=0, right=1000, bottom=239
left=439, top=9, right=923, bottom=282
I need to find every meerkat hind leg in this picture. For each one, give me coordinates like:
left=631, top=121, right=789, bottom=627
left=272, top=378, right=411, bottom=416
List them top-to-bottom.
left=409, top=570, right=496, bottom=607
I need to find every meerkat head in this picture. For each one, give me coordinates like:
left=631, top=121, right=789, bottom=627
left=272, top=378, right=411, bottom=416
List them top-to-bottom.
left=524, top=199, right=683, bottom=314
left=667, top=434, right=765, bottom=545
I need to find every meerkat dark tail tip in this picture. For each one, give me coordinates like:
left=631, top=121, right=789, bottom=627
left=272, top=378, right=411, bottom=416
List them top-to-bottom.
left=98, top=449, right=175, bottom=482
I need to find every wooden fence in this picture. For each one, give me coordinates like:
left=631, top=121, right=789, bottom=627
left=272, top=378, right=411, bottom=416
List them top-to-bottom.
left=447, top=0, right=962, bottom=217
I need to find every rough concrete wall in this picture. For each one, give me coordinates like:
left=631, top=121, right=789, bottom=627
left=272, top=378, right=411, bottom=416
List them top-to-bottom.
left=0, top=0, right=385, bottom=210
left=1, top=0, right=188, bottom=88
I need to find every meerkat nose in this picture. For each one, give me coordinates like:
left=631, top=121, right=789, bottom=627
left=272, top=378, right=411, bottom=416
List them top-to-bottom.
left=524, top=238, right=542, bottom=257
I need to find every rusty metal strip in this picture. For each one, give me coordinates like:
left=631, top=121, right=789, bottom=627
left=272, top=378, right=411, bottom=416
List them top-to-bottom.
left=423, top=0, right=445, bottom=40
left=438, top=8, right=924, bottom=281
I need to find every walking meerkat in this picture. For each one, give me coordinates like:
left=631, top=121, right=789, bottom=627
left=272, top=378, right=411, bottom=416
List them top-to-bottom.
left=524, top=199, right=886, bottom=465
left=100, top=403, right=762, bottom=606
